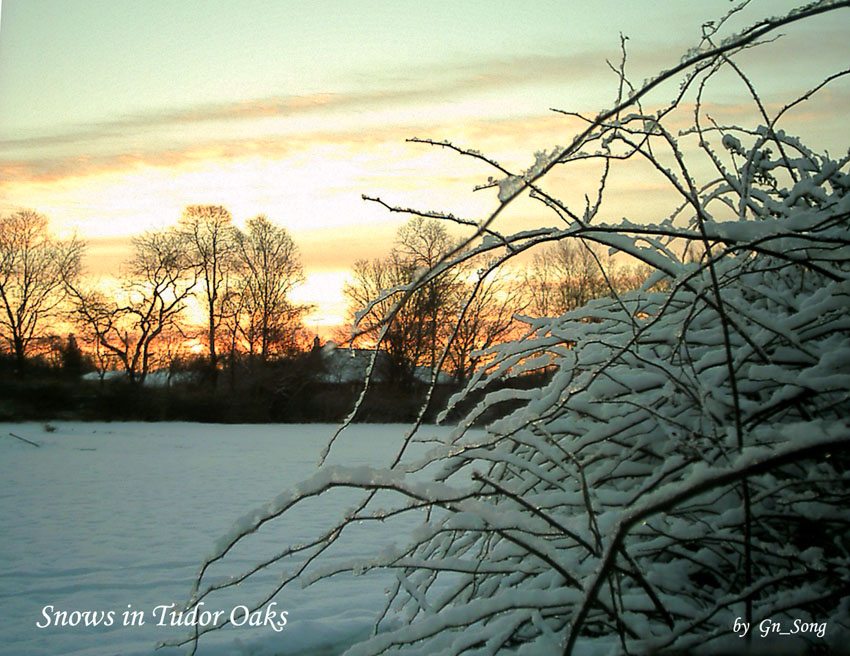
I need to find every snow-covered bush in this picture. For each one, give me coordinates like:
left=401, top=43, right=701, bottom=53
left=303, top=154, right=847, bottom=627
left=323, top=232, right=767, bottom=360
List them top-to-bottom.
left=178, top=3, right=850, bottom=655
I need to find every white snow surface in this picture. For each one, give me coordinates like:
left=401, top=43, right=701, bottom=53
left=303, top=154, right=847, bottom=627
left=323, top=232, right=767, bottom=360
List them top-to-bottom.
left=0, top=422, right=462, bottom=656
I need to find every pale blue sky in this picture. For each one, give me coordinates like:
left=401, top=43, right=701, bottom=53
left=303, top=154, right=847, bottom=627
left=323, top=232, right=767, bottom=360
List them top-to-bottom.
left=2, top=1, right=811, bottom=136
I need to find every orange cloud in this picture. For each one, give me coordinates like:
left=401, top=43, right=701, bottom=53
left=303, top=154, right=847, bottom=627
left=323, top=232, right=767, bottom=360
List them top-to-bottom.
left=2, top=76, right=846, bottom=191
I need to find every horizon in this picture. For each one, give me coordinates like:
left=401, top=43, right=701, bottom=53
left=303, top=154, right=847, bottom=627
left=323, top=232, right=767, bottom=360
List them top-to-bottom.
left=2, top=0, right=848, bottom=330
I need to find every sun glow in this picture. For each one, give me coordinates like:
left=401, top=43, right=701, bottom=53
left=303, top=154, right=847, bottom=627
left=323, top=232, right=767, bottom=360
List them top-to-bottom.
left=291, top=270, right=351, bottom=328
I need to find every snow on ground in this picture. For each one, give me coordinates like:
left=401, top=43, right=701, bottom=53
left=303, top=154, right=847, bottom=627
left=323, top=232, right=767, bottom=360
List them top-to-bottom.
left=0, top=422, right=459, bottom=656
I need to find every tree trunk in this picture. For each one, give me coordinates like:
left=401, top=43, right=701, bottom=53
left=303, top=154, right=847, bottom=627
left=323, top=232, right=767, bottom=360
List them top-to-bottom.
left=207, top=305, right=218, bottom=386
left=13, top=335, right=26, bottom=375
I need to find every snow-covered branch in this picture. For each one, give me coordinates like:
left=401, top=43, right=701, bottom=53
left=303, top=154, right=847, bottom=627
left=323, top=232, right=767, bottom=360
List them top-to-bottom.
left=186, top=3, right=850, bottom=655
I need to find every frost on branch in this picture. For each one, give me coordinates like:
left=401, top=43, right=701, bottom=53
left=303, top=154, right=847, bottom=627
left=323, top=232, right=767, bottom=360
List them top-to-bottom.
left=182, top=3, right=850, bottom=655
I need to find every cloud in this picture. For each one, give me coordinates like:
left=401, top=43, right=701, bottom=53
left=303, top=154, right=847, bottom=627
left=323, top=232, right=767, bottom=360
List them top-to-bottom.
left=2, top=40, right=847, bottom=191
left=0, top=49, right=616, bottom=187
left=0, top=51, right=610, bottom=152
left=3, top=82, right=846, bottom=193
left=0, top=109, right=560, bottom=188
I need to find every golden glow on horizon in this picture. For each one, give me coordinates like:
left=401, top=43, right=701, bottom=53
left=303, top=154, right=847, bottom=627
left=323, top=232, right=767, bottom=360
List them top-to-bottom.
left=3, top=91, right=847, bottom=327
left=290, top=271, right=351, bottom=327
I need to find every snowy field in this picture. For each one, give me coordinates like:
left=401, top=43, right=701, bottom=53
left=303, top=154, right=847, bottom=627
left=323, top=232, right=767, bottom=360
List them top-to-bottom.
left=0, top=422, right=457, bottom=656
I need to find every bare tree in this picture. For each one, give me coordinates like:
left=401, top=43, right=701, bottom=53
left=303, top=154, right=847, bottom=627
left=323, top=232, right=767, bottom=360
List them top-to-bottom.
left=178, top=204, right=236, bottom=382
left=0, top=210, right=84, bottom=372
left=233, top=215, right=306, bottom=360
left=346, top=217, right=526, bottom=384
left=396, top=217, right=465, bottom=371
left=344, top=218, right=465, bottom=384
left=70, top=229, right=197, bottom=383
left=525, top=239, right=623, bottom=316
left=344, top=252, right=429, bottom=383
left=447, top=267, right=525, bottom=383
left=218, top=281, right=251, bottom=386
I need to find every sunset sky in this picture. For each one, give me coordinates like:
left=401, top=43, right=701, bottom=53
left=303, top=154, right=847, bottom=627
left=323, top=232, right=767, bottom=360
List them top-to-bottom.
left=1, top=0, right=848, bottom=329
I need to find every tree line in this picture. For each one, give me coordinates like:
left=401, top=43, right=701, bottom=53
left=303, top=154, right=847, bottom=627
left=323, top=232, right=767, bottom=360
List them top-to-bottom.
left=1, top=205, right=651, bottom=390
left=1, top=206, right=308, bottom=385
left=343, top=215, right=652, bottom=386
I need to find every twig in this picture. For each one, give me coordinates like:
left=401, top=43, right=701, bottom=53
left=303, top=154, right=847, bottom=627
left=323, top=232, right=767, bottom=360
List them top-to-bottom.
left=7, top=432, right=40, bottom=448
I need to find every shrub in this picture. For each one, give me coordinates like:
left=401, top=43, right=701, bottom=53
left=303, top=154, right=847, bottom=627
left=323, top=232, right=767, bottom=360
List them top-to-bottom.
left=179, top=4, right=850, bottom=655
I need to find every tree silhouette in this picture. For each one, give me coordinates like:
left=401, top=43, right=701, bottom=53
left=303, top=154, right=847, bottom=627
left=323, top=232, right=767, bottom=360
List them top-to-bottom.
left=178, top=204, right=237, bottom=383
left=0, top=210, right=84, bottom=372
left=233, top=215, right=307, bottom=360
left=346, top=217, right=528, bottom=385
left=69, top=229, right=197, bottom=383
